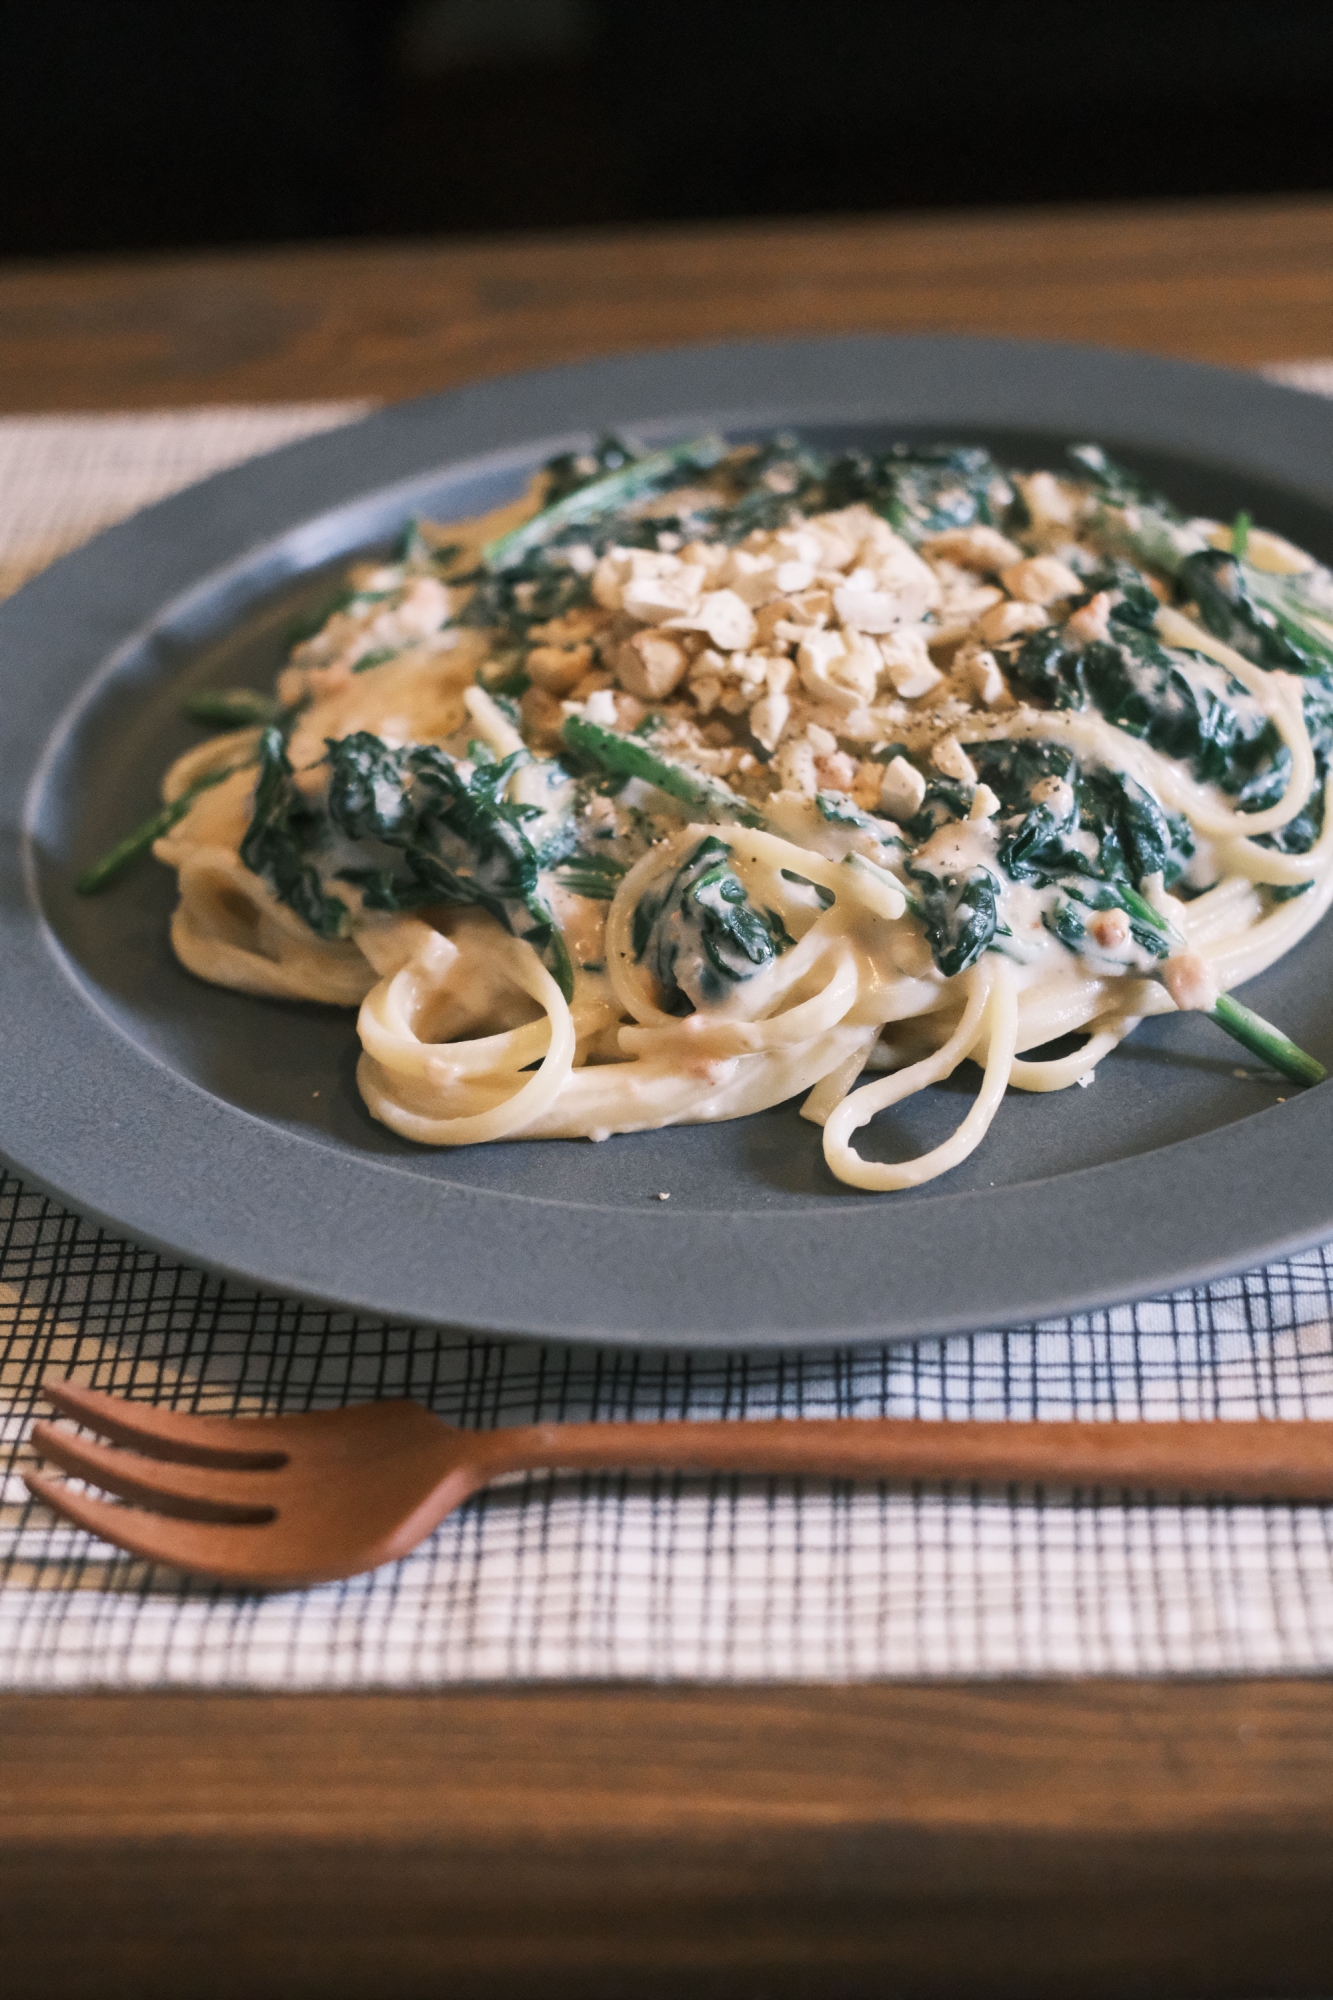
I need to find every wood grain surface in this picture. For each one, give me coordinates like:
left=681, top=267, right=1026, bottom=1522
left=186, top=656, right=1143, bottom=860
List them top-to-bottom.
left=1, top=195, right=1331, bottom=414
left=6, top=197, right=1333, bottom=1997
left=5, top=1681, right=1333, bottom=1999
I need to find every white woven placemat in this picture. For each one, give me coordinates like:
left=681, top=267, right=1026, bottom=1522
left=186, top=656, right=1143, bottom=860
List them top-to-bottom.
left=3, top=378, right=1333, bottom=1689
left=0, top=400, right=373, bottom=598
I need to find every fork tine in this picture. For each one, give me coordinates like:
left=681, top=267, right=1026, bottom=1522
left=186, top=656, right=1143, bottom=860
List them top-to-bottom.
left=41, top=1378, right=290, bottom=1468
left=29, top=1421, right=277, bottom=1523
left=23, top=1469, right=295, bottom=1582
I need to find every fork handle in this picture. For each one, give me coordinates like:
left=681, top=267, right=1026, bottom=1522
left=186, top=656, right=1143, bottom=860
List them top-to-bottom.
left=487, top=1417, right=1333, bottom=1500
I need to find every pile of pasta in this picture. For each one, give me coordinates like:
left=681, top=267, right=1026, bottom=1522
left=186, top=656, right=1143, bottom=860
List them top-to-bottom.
left=151, top=440, right=1333, bottom=1190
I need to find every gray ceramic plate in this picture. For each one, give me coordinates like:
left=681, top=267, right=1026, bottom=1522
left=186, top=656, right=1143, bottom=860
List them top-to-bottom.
left=4, top=335, right=1333, bottom=1347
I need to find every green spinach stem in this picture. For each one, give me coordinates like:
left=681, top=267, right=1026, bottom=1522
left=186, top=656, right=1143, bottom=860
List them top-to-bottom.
left=482, top=436, right=727, bottom=570
left=181, top=688, right=280, bottom=728
left=561, top=714, right=767, bottom=827
left=76, top=764, right=245, bottom=895
left=1207, top=992, right=1326, bottom=1087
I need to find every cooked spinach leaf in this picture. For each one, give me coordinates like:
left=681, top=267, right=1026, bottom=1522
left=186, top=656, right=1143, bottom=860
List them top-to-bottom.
left=676, top=435, right=829, bottom=540
left=716, top=441, right=1011, bottom=544
left=1065, top=443, right=1180, bottom=514
left=843, top=444, right=1007, bottom=536
left=1074, top=471, right=1333, bottom=682
left=1180, top=547, right=1333, bottom=677
left=453, top=558, right=594, bottom=648
left=1078, top=559, right=1163, bottom=630
left=1010, top=612, right=1281, bottom=798
left=1082, top=625, right=1277, bottom=788
left=239, top=729, right=351, bottom=940
left=236, top=731, right=576, bottom=996
left=324, top=732, right=574, bottom=989
left=896, top=736, right=1195, bottom=979
left=971, top=737, right=1194, bottom=889
left=898, top=773, right=976, bottom=847
left=815, top=789, right=903, bottom=849
left=632, top=834, right=793, bottom=1014
left=547, top=852, right=628, bottom=900
left=906, top=862, right=1000, bottom=979
left=781, top=868, right=836, bottom=910
left=1041, top=878, right=1171, bottom=960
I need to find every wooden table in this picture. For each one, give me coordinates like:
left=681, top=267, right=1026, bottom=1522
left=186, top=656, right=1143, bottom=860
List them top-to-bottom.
left=5, top=197, right=1333, bottom=1999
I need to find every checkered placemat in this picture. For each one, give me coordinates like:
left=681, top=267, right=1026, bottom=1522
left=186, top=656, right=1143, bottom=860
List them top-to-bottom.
left=4, top=381, right=1333, bottom=1688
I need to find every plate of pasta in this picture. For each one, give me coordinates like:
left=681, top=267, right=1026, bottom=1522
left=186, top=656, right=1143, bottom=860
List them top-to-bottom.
left=5, top=335, right=1333, bottom=1346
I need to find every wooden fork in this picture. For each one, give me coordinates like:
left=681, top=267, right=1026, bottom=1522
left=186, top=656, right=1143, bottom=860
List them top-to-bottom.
left=24, top=1377, right=1333, bottom=1589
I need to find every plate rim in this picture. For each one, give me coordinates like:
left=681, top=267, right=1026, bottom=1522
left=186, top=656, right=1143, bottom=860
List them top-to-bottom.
left=5, top=330, right=1333, bottom=1348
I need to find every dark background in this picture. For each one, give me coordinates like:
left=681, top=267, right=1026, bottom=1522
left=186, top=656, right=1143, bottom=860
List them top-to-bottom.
left=2, top=0, right=1331, bottom=259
